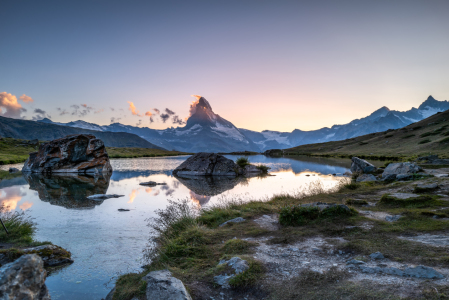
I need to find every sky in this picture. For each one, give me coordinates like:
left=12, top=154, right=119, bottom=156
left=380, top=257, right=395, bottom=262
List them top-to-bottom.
left=1, top=0, right=449, bottom=132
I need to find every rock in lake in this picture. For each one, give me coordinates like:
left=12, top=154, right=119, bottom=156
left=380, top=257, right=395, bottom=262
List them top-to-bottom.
left=22, top=134, right=112, bottom=174
left=173, top=153, right=239, bottom=176
left=351, top=157, right=376, bottom=174
left=382, top=162, right=422, bottom=179
left=8, top=167, right=20, bottom=173
left=0, top=254, right=50, bottom=300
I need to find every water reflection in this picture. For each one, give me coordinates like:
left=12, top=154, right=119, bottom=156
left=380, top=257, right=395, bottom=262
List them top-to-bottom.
left=24, top=173, right=111, bottom=209
left=175, top=175, right=247, bottom=200
left=0, top=186, right=27, bottom=211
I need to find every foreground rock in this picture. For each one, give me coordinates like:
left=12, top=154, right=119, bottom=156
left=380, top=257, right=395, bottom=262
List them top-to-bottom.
left=22, top=134, right=112, bottom=174
left=173, top=152, right=266, bottom=176
left=351, top=157, right=376, bottom=174
left=382, top=162, right=422, bottom=179
left=8, top=167, right=19, bottom=173
left=356, top=174, right=377, bottom=182
left=301, top=202, right=351, bottom=212
left=0, top=244, right=73, bottom=268
left=0, top=254, right=50, bottom=300
left=214, top=257, right=249, bottom=288
left=348, top=262, right=444, bottom=279
left=144, top=270, right=192, bottom=300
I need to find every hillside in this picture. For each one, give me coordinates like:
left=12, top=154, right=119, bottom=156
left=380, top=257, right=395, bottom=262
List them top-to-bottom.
left=284, top=109, right=449, bottom=159
left=0, top=116, right=164, bottom=150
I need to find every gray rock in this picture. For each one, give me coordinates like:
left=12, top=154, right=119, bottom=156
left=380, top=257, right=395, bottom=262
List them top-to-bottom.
left=22, top=134, right=112, bottom=174
left=173, top=153, right=239, bottom=176
left=351, top=157, right=376, bottom=174
left=382, top=162, right=422, bottom=178
left=243, top=164, right=263, bottom=175
left=8, top=167, right=19, bottom=173
left=343, top=171, right=352, bottom=176
left=356, top=174, right=378, bottom=182
left=382, top=174, right=397, bottom=182
left=396, top=174, right=413, bottom=181
left=435, top=174, right=449, bottom=178
left=140, top=181, right=167, bottom=186
left=415, top=183, right=439, bottom=191
left=389, top=193, right=420, bottom=199
left=87, top=194, right=124, bottom=200
left=300, top=202, right=350, bottom=213
left=385, top=215, right=402, bottom=222
left=219, top=217, right=246, bottom=227
left=21, top=245, right=73, bottom=267
left=369, top=252, right=384, bottom=259
left=0, top=254, right=50, bottom=300
left=214, top=257, right=249, bottom=287
left=346, top=259, right=366, bottom=265
left=360, top=266, right=382, bottom=274
left=404, top=266, right=444, bottom=279
left=382, top=267, right=405, bottom=276
left=144, top=270, right=192, bottom=300
left=213, top=274, right=234, bottom=288
left=105, top=287, right=115, bottom=300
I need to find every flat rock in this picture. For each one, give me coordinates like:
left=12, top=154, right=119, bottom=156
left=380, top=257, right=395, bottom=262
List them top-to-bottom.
left=22, top=134, right=112, bottom=174
left=382, top=162, right=422, bottom=178
left=356, top=174, right=378, bottom=182
left=396, top=174, right=413, bottom=181
left=435, top=174, right=449, bottom=178
left=415, top=183, right=439, bottom=191
left=389, top=193, right=420, bottom=199
left=87, top=194, right=124, bottom=200
left=219, top=217, right=246, bottom=227
left=21, top=244, right=74, bottom=267
left=369, top=252, right=385, bottom=259
left=0, top=254, right=50, bottom=300
left=215, top=257, right=249, bottom=287
left=346, top=259, right=366, bottom=265
left=404, top=266, right=444, bottom=279
left=144, top=270, right=192, bottom=300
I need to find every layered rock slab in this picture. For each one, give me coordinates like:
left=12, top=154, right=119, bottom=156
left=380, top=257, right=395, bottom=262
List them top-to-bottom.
left=22, top=134, right=112, bottom=174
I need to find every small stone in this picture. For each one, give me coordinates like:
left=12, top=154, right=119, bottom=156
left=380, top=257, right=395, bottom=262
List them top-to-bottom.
left=435, top=174, right=449, bottom=178
left=385, top=215, right=402, bottom=222
left=219, top=217, right=246, bottom=227
left=312, top=247, right=321, bottom=252
left=369, top=252, right=385, bottom=260
left=346, top=259, right=365, bottom=265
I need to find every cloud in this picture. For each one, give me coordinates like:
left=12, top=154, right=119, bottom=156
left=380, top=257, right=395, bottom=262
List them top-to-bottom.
left=0, top=92, right=27, bottom=118
left=19, top=94, right=34, bottom=103
left=127, top=101, right=142, bottom=117
left=110, top=107, right=115, bottom=111
left=32, top=108, right=51, bottom=121
left=57, top=108, right=68, bottom=116
left=94, top=108, right=104, bottom=114
left=153, top=108, right=160, bottom=114
left=165, top=108, right=175, bottom=115
left=145, top=111, right=153, bottom=117
left=160, top=113, right=170, bottom=123
left=172, top=115, right=185, bottom=125
left=149, top=116, right=154, bottom=123
left=110, top=117, right=121, bottom=123
left=136, top=119, right=142, bottom=126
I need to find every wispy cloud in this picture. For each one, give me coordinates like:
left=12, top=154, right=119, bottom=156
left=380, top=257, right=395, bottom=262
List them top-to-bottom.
left=0, top=92, right=27, bottom=118
left=19, top=94, right=34, bottom=103
left=127, top=101, right=142, bottom=117
left=32, top=108, right=51, bottom=121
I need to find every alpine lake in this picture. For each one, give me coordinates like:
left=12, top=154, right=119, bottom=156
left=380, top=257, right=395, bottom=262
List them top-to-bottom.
left=0, top=154, right=373, bottom=299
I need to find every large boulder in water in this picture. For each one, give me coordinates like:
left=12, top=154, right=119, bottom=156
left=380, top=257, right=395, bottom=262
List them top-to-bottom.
left=22, top=134, right=112, bottom=174
left=173, top=153, right=239, bottom=176
left=351, top=157, right=376, bottom=174
left=0, top=254, right=50, bottom=300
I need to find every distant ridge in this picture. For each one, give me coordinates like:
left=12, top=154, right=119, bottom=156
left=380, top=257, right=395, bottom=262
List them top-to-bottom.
left=0, top=116, right=165, bottom=149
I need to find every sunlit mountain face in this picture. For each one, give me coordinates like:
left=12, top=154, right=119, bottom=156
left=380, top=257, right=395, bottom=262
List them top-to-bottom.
left=36, top=95, right=449, bottom=153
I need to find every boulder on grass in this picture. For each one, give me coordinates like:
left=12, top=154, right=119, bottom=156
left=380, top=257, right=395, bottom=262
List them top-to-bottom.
left=22, top=134, right=112, bottom=174
left=351, top=157, right=376, bottom=174
left=382, top=162, right=422, bottom=179
left=356, top=174, right=378, bottom=182
left=144, top=270, right=192, bottom=300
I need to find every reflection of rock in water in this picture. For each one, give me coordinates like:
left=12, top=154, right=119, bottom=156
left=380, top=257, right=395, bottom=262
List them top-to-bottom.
left=24, top=173, right=111, bottom=209
left=175, top=175, right=246, bottom=206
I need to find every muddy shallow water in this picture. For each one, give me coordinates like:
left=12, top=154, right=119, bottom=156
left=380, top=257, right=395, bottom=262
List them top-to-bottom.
left=0, top=155, right=351, bottom=299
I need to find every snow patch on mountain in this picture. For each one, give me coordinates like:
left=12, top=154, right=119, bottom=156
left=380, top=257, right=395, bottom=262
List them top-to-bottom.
left=211, top=123, right=246, bottom=141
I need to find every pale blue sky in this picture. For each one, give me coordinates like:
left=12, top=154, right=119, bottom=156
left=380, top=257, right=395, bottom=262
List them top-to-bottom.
left=1, top=0, right=449, bottom=131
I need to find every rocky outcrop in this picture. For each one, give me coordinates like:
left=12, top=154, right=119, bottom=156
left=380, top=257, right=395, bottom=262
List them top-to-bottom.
left=22, top=134, right=112, bottom=174
left=173, top=153, right=238, bottom=176
left=350, top=157, right=376, bottom=174
left=382, top=162, right=422, bottom=179
left=0, top=245, right=73, bottom=268
left=0, top=254, right=50, bottom=300
left=214, top=257, right=249, bottom=288
left=144, top=270, right=192, bottom=300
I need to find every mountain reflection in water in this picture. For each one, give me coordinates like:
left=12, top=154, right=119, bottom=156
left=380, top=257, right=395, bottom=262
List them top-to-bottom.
left=24, top=173, right=111, bottom=209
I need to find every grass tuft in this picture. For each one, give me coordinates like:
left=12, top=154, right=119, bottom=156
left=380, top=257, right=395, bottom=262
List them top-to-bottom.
left=236, top=157, right=250, bottom=168
left=378, top=194, right=442, bottom=208
left=0, top=205, right=36, bottom=245
left=279, top=205, right=357, bottom=226
left=228, top=260, right=264, bottom=288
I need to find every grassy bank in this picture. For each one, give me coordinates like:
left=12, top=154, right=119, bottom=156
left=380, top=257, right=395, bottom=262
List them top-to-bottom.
left=284, top=110, right=449, bottom=159
left=0, top=138, right=38, bottom=165
left=106, top=147, right=190, bottom=158
left=0, top=170, right=23, bottom=180
left=113, top=173, right=449, bottom=299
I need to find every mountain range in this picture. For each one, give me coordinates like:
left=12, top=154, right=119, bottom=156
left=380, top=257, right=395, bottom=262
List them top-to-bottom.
left=1, top=95, right=448, bottom=153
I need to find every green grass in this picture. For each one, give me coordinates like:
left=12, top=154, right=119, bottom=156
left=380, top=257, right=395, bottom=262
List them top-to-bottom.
left=402, top=134, right=415, bottom=139
left=440, top=137, right=449, bottom=143
left=0, top=138, right=38, bottom=164
left=419, top=139, right=431, bottom=144
left=106, top=147, right=190, bottom=158
left=236, top=157, right=250, bottom=168
left=256, top=164, right=270, bottom=173
left=0, top=170, right=23, bottom=180
left=378, top=194, right=442, bottom=208
left=345, top=199, right=368, bottom=206
left=279, top=205, right=357, bottom=226
left=0, top=206, right=36, bottom=245
left=222, top=239, right=255, bottom=255
left=228, top=259, right=264, bottom=288
left=112, top=273, right=147, bottom=300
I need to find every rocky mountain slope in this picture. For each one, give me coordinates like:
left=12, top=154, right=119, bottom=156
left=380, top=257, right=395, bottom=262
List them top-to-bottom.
left=241, top=96, right=449, bottom=151
left=285, top=108, right=449, bottom=158
left=0, top=116, right=164, bottom=149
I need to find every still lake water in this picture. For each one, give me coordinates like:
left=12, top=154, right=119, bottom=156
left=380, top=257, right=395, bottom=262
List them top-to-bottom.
left=0, top=155, right=351, bottom=299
